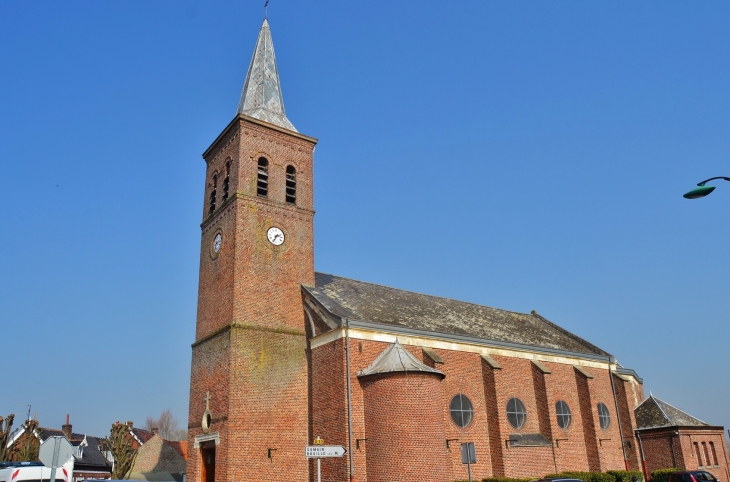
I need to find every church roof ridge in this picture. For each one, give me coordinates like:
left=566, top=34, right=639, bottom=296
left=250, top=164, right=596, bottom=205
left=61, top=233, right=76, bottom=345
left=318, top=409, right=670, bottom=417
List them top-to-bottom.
left=237, top=18, right=297, bottom=132
left=312, top=271, right=532, bottom=317
left=309, top=272, right=612, bottom=358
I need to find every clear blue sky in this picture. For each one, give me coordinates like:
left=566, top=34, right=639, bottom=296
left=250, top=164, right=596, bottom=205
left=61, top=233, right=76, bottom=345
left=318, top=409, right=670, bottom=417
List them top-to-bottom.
left=1, top=1, right=729, bottom=440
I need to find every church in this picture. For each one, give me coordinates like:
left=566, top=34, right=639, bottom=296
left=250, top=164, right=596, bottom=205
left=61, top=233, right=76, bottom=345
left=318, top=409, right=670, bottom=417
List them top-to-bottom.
left=186, top=19, right=729, bottom=482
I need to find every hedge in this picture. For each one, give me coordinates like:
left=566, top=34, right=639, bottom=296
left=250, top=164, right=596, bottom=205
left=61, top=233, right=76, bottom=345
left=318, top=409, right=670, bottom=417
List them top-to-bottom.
left=651, top=468, right=683, bottom=482
left=607, top=470, right=645, bottom=482
left=544, top=472, right=615, bottom=482
left=482, top=478, right=534, bottom=482
left=455, top=479, right=534, bottom=482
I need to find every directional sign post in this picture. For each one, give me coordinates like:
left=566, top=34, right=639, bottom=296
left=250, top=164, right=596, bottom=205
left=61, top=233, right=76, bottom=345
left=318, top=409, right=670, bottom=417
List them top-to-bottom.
left=39, top=436, right=74, bottom=482
left=461, top=442, right=477, bottom=482
left=305, top=445, right=347, bottom=482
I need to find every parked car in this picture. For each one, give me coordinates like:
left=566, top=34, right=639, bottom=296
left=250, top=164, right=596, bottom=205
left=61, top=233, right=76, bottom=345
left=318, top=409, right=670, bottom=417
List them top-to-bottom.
left=0, top=462, right=70, bottom=482
left=669, top=471, right=720, bottom=482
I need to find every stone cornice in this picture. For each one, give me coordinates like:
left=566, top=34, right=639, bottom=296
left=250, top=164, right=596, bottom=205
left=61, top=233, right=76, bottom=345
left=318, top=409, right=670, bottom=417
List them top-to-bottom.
left=203, top=114, right=317, bottom=160
left=192, top=321, right=306, bottom=348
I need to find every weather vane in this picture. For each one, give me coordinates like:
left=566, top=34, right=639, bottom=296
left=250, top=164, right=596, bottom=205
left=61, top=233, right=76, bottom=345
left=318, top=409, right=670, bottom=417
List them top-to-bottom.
left=264, top=0, right=269, bottom=18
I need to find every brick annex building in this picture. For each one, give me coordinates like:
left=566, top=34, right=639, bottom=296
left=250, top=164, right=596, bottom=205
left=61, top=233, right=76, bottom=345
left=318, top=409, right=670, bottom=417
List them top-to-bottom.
left=186, top=19, right=730, bottom=482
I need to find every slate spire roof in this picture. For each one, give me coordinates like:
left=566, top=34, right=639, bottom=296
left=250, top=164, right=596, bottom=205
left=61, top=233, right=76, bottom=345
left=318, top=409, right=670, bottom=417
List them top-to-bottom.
left=237, top=19, right=297, bottom=132
left=357, top=339, right=445, bottom=378
left=635, top=395, right=708, bottom=429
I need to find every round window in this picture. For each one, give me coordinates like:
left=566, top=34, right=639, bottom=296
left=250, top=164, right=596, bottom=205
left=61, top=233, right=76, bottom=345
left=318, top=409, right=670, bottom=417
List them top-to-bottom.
left=449, top=394, right=474, bottom=428
left=506, top=398, right=527, bottom=429
left=555, top=400, right=572, bottom=429
left=597, top=402, right=611, bottom=430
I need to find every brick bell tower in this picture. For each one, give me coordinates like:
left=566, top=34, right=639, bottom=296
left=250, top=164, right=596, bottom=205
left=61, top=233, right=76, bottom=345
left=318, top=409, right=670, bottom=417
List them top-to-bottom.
left=187, top=18, right=316, bottom=482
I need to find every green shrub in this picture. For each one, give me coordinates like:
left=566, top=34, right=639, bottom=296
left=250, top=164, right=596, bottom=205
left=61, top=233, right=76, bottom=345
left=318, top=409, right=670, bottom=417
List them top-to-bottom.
left=650, top=468, right=683, bottom=482
left=607, top=470, right=644, bottom=482
left=544, top=472, right=614, bottom=482
left=482, top=478, right=534, bottom=482
left=455, top=480, right=534, bottom=482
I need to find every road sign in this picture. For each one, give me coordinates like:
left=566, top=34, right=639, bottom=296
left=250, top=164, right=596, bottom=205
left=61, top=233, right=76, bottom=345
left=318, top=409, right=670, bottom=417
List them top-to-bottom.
left=39, top=436, right=75, bottom=482
left=40, top=437, right=74, bottom=468
left=460, top=442, right=476, bottom=464
left=305, top=445, right=346, bottom=458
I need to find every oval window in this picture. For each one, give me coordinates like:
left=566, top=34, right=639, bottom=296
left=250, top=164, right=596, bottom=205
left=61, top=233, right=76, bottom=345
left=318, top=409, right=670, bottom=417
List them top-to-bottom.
left=449, top=394, right=474, bottom=428
left=506, top=398, right=527, bottom=429
left=555, top=400, right=572, bottom=429
left=597, top=402, right=611, bottom=430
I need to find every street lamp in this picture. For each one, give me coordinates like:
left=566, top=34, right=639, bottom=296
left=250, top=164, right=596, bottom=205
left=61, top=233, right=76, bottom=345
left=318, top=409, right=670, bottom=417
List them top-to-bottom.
left=683, top=177, right=730, bottom=199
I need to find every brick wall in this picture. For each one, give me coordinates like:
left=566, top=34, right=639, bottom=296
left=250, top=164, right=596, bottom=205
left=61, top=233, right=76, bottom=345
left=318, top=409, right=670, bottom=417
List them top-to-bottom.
left=310, top=336, right=642, bottom=481
left=361, top=372, right=448, bottom=482
left=639, top=428, right=730, bottom=482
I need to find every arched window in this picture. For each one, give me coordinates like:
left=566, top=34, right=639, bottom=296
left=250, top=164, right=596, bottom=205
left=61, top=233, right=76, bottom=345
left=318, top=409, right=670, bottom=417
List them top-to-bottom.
left=257, top=158, right=269, bottom=197
left=223, top=161, right=231, bottom=202
left=285, top=165, right=296, bottom=205
left=209, top=174, right=217, bottom=214
left=449, top=394, right=474, bottom=428
left=506, top=398, right=527, bottom=429
left=555, top=400, right=572, bottom=429
left=597, top=402, right=610, bottom=430
left=694, top=442, right=703, bottom=465
left=710, top=442, right=719, bottom=465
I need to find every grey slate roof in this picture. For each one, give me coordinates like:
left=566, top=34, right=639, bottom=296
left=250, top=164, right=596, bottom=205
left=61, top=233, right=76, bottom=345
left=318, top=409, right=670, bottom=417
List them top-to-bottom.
left=237, top=19, right=297, bottom=132
left=305, top=273, right=610, bottom=357
left=357, top=339, right=445, bottom=378
left=635, top=395, right=708, bottom=429
left=40, top=429, right=110, bottom=472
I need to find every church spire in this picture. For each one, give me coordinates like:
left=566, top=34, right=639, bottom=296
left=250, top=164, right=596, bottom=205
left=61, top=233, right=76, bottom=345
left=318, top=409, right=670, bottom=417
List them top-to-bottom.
left=237, top=19, right=297, bottom=132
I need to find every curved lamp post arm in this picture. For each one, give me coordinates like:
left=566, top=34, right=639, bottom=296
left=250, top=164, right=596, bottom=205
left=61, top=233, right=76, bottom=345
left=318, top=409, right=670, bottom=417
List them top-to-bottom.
left=684, top=176, right=730, bottom=199
left=696, top=176, right=730, bottom=186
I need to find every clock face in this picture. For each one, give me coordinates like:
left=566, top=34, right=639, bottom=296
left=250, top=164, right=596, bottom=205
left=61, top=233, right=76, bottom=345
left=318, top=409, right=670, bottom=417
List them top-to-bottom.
left=267, top=227, right=285, bottom=246
left=213, top=233, right=222, bottom=253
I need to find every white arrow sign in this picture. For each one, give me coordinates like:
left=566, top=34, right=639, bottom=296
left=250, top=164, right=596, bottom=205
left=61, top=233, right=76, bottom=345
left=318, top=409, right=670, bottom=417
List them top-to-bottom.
left=305, top=445, right=347, bottom=458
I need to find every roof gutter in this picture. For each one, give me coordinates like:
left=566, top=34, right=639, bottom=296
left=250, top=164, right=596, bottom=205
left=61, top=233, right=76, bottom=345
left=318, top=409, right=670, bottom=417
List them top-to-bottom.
left=346, top=317, right=614, bottom=364
left=345, top=318, right=355, bottom=482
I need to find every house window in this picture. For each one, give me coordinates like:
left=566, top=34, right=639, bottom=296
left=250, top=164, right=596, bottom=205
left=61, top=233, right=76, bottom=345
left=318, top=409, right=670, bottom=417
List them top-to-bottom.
left=257, top=158, right=269, bottom=197
left=223, top=161, right=231, bottom=202
left=285, top=165, right=296, bottom=205
left=209, top=174, right=217, bottom=214
left=449, top=394, right=474, bottom=428
left=506, top=398, right=527, bottom=429
left=555, top=400, right=572, bottom=429
left=597, top=403, right=610, bottom=430
left=695, top=442, right=703, bottom=466
left=710, top=442, right=719, bottom=466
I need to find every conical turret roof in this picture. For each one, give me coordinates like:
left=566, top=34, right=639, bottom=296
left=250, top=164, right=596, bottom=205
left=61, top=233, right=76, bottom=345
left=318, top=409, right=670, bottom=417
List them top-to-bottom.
left=237, top=19, right=297, bottom=132
left=357, top=340, right=445, bottom=378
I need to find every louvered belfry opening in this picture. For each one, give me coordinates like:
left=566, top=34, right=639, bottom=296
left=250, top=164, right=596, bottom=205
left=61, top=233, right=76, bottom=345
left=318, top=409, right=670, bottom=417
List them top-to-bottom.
left=257, top=158, right=269, bottom=197
left=222, top=161, right=230, bottom=202
left=285, top=165, right=296, bottom=204
left=209, top=174, right=217, bottom=214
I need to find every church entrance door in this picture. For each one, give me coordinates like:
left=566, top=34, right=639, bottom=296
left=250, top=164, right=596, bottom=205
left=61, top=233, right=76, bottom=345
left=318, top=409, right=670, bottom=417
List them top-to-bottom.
left=201, top=444, right=215, bottom=482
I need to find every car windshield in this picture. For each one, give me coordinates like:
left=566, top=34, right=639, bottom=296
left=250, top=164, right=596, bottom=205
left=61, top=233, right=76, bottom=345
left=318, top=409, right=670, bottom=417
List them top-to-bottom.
left=694, top=473, right=717, bottom=482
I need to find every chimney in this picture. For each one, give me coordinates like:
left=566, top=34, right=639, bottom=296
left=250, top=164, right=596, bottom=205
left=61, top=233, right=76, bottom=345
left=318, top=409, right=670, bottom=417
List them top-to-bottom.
left=62, top=414, right=72, bottom=440
left=151, top=427, right=159, bottom=436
